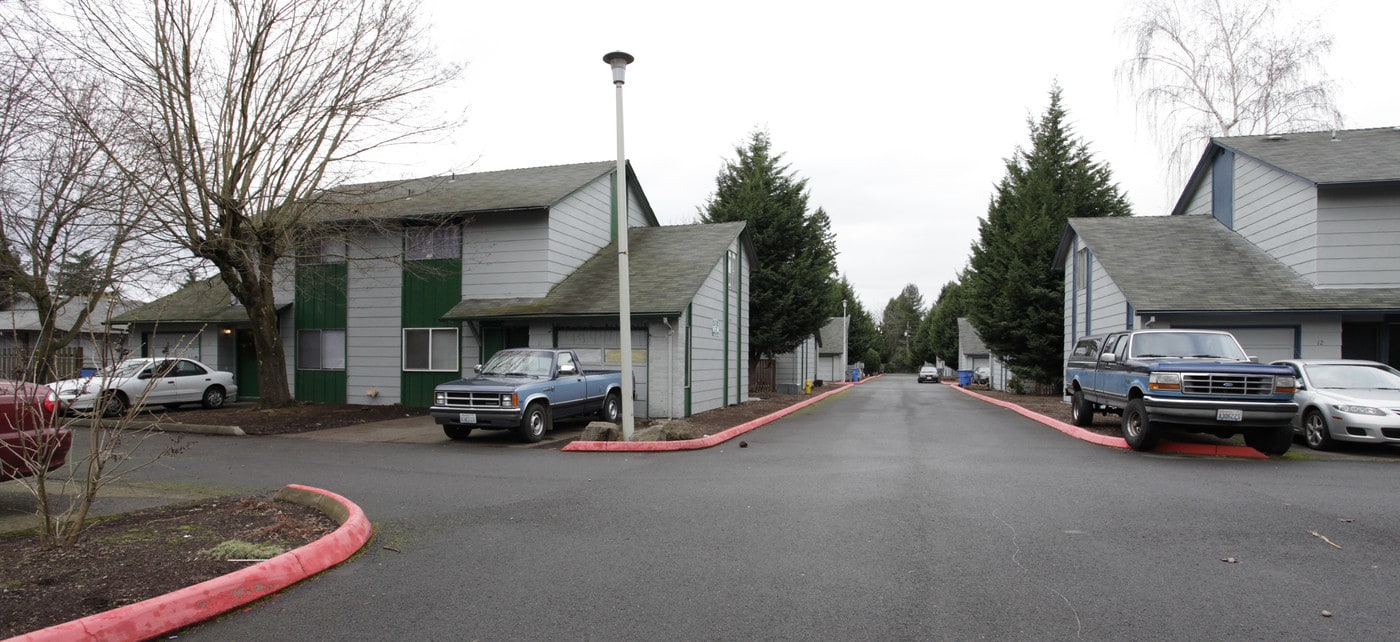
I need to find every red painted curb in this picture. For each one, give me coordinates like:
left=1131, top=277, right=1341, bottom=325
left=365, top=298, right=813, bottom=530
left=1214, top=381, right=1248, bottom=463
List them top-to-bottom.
left=564, top=381, right=858, bottom=452
left=951, top=385, right=1267, bottom=459
left=10, top=484, right=373, bottom=642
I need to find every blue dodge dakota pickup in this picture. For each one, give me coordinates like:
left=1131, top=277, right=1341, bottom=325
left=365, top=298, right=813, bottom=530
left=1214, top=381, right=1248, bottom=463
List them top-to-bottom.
left=1064, top=329, right=1298, bottom=454
left=430, top=348, right=624, bottom=443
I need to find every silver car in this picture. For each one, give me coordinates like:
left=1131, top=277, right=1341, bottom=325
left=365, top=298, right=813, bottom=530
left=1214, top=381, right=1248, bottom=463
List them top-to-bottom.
left=1271, top=359, right=1400, bottom=450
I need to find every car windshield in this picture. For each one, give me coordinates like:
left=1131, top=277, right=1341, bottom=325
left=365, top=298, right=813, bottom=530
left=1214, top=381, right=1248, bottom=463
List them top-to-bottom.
left=1129, top=333, right=1247, bottom=360
left=479, top=350, right=553, bottom=378
left=109, top=360, right=151, bottom=378
left=1305, top=364, right=1400, bottom=390
left=920, top=367, right=936, bottom=373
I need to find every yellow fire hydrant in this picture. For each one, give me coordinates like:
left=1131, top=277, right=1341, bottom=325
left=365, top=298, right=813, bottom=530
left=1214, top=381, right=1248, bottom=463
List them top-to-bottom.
left=804, top=379, right=812, bottom=394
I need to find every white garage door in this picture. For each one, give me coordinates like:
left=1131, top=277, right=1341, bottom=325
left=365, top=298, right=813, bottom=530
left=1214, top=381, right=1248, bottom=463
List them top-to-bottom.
left=1225, top=327, right=1296, bottom=363
left=556, top=328, right=649, bottom=417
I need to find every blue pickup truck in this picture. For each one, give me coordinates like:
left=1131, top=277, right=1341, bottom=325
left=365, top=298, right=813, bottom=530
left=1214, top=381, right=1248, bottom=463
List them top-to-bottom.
left=1064, top=329, right=1298, bottom=454
left=430, top=348, right=624, bottom=443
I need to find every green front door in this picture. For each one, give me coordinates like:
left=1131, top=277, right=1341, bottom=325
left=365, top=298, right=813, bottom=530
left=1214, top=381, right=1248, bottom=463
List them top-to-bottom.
left=235, top=330, right=260, bottom=401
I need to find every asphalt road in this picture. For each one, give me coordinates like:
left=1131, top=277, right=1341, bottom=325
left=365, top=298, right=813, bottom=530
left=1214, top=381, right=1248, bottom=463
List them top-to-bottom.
left=88, top=377, right=1400, bottom=639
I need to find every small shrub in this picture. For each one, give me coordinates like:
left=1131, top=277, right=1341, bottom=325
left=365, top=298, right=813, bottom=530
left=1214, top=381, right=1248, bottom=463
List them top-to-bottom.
left=198, top=539, right=286, bottom=561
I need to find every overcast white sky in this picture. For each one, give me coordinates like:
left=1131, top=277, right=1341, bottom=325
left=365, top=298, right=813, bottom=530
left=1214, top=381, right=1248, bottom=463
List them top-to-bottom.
left=366, top=0, right=1399, bottom=315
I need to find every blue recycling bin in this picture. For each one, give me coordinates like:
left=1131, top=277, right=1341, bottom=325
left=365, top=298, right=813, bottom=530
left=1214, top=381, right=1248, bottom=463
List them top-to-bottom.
left=847, top=367, right=861, bottom=382
left=957, top=370, right=973, bottom=386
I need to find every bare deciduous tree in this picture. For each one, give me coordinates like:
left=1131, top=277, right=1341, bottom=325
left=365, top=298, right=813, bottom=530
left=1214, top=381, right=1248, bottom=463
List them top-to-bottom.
left=40, top=0, right=462, bottom=406
left=1119, top=0, right=1342, bottom=178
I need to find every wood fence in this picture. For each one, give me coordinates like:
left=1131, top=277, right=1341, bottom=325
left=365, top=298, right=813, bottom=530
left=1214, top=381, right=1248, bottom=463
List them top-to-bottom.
left=0, top=347, right=84, bottom=382
left=749, top=358, right=775, bottom=394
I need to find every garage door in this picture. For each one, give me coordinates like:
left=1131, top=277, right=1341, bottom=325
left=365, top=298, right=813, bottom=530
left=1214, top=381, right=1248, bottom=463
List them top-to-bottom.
left=1224, top=327, right=1297, bottom=363
left=556, top=328, right=649, bottom=418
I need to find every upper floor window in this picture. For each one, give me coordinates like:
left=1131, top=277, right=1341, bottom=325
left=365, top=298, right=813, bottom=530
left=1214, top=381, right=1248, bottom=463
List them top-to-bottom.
left=406, top=225, right=462, bottom=260
left=301, top=236, right=346, bottom=265
left=1074, top=248, right=1088, bottom=291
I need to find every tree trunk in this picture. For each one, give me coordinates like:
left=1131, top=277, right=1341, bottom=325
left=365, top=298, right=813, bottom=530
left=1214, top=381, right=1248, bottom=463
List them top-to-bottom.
left=246, top=294, right=292, bottom=407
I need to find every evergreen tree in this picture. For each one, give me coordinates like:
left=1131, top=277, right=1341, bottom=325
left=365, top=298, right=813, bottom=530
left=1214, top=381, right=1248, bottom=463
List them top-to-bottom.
left=965, top=86, right=1132, bottom=384
left=701, top=131, right=839, bottom=358
left=925, top=277, right=968, bottom=367
left=878, top=284, right=925, bottom=371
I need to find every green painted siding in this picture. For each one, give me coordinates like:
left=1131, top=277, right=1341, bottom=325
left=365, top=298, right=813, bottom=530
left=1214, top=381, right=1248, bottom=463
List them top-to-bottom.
left=401, top=258, right=462, bottom=407
left=295, top=263, right=347, bottom=403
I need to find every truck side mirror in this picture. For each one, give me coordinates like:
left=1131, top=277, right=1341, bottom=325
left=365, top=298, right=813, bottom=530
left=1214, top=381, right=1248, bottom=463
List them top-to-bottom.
left=1099, top=353, right=1117, bottom=364
left=473, top=364, right=483, bottom=373
left=558, top=364, right=578, bottom=376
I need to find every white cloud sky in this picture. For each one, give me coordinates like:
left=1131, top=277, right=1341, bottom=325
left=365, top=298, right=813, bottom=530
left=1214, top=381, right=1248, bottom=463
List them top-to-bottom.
left=365, top=0, right=1398, bottom=316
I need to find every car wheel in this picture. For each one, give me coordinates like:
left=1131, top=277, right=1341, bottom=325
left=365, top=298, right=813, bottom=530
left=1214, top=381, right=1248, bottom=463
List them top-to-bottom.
left=200, top=386, right=226, bottom=410
left=1070, top=390, right=1093, bottom=427
left=100, top=391, right=127, bottom=418
left=600, top=392, right=622, bottom=424
left=1121, top=398, right=1159, bottom=451
left=516, top=402, right=549, bottom=443
left=1302, top=409, right=1333, bottom=451
left=443, top=424, right=472, bottom=440
left=1245, top=425, right=1293, bottom=456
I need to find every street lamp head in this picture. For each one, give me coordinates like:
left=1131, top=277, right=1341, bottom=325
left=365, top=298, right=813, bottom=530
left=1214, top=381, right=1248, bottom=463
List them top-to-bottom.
left=603, top=51, right=634, bottom=85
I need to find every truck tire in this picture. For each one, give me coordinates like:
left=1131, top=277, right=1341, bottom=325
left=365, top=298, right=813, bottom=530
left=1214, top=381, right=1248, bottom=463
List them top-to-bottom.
left=1070, top=390, right=1093, bottom=427
left=600, top=392, right=622, bottom=424
left=1121, top=398, right=1160, bottom=451
left=517, top=402, right=549, bottom=443
left=1302, top=409, right=1333, bottom=450
left=443, top=424, right=472, bottom=441
left=1245, top=425, right=1293, bottom=456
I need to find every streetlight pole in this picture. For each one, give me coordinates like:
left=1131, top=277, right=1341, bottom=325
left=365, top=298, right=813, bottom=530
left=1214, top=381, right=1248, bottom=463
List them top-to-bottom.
left=604, top=51, right=635, bottom=440
left=842, top=299, right=848, bottom=381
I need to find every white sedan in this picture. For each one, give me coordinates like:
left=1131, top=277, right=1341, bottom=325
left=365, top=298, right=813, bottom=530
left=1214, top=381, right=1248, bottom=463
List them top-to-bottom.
left=51, top=358, right=238, bottom=416
left=1271, top=359, right=1400, bottom=450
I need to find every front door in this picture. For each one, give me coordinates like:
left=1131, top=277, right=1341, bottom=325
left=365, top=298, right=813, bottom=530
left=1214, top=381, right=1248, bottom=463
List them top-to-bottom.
left=235, top=330, right=260, bottom=401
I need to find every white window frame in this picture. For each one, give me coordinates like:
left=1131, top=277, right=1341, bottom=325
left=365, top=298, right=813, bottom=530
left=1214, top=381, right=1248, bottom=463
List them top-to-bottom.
left=402, top=327, right=459, bottom=372
left=297, top=329, right=346, bottom=370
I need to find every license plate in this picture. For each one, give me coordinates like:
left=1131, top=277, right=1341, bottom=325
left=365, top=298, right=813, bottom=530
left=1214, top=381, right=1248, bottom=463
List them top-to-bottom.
left=1217, top=409, right=1242, bottom=422
left=459, top=413, right=477, bottom=424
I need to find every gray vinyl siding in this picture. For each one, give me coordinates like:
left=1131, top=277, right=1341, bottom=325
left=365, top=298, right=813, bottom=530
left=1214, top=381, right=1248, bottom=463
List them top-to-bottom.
left=1231, top=154, right=1319, bottom=280
left=549, top=178, right=613, bottom=285
left=1181, top=178, right=1213, bottom=216
left=1315, top=186, right=1400, bottom=287
left=628, top=188, right=650, bottom=228
left=461, top=211, right=552, bottom=299
left=346, top=231, right=404, bottom=405
left=688, top=258, right=726, bottom=414
left=1088, top=260, right=1129, bottom=333
left=646, top=318, right=684, bottom=419
left=774, top=335, right=818, bottom=390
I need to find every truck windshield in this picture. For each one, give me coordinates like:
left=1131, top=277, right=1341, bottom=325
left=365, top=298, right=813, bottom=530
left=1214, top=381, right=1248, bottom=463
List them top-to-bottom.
left=1130, top=333, right=1247, bottom=360
left=480, top=350, right=554, bottom=378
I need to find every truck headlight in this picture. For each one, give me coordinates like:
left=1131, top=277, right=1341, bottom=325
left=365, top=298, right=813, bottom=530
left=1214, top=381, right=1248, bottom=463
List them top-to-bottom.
left=1149, top=373, right=1180, bottom=391
left=1274, top=376, right=1296, bottom=394
left=434, top=392, right=446, bottom=405
left=501, top=393, right=517, bottom=408
left=1333, top=404, right=1385, bottom=416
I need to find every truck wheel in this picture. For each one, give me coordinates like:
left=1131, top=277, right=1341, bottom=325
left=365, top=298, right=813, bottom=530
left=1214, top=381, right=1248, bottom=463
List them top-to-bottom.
left=1070, top=390, right=1093, bottom=427
left=600, top=392, right=621, bottom=424
left=1121, top=398, right=1160, bottom=451
left=516, top=402, right=549, bottom=443
left=1302, top=409, right=1333, bottom=450
left=443, top=424, right=472, bottom=441
left=1245, top=425, right=1293, bottom=456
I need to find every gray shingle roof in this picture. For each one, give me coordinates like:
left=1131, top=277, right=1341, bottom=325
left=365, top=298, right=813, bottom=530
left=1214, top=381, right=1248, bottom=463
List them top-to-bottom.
left=1214, top=127, right=1400, bottom=186
left=312, top=161, right=657, bottom=224
left=1062, top=216, right=1400, bottom=313
left=444, top=222, right=750, bottom=320
left=113, top=277, right=263, bottom=324
left=818, top=317, right=845, bottom=355
left=957, top=318, right=987, bottom=356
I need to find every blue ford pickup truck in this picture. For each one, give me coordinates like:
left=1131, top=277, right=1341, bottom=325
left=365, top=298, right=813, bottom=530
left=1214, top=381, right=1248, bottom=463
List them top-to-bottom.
left=1064, top=329, right=1298, bottom=454
left=430, top=348, right=624, bottom=443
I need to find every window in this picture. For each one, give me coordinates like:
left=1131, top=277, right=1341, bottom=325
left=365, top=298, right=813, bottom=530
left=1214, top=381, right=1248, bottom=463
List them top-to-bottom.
left=405, top=225, right=462, bottom=260
left=301, top=236, right=346, bottom=265
left=1074, top=248, right=1088, bottom=290
left=403, top=328, right=458, bottom=371
left=298, top=330, right=346, bottom=370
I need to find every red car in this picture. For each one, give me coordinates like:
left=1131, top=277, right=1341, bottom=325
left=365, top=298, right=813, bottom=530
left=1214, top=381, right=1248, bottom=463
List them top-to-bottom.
left=0, top=380, right=70, bottom=480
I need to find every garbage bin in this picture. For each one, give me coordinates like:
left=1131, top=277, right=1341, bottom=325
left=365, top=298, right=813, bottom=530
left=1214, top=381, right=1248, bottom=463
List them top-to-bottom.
left=848, top=368, right=861, bottom=382
left=957, top=370, right=974, bottom=387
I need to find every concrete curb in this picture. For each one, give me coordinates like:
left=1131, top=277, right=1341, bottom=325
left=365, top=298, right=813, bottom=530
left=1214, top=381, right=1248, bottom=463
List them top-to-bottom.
left=563, top=377, right=874, bottom=452
left=951, top=385, right=1267, bottom=459
left=85, top=418, right=247, bottom=436
left=11, top=484, right=372, bottom=642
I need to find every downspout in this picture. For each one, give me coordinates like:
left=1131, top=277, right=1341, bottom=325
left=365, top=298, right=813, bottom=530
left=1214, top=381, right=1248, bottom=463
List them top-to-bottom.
left=663, top=316, right=674, bottom=420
